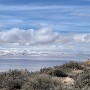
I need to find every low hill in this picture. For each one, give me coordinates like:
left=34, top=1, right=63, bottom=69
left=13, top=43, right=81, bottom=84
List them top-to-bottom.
left=0, top=60, right=90, bottom=90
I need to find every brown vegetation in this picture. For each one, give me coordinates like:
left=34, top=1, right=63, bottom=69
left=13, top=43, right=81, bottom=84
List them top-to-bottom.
left=84, top=59, right=90, bottom=66
left=0, top=60, right=89, bottom=90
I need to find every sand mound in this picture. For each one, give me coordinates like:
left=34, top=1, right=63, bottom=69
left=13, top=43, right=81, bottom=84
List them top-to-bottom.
left=84, top=59, right=90, bottom=65
left=62, top=77, right=74, bottom=85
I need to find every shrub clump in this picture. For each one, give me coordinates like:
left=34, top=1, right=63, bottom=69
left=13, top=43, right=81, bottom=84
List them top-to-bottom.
left=0, top=61, right=89, bottom=90
left=61, top=61, right=83, bottom=70
left=75, top=68, right=90, bottom=90
left=0, top=69, right=29, bottom=90
left=48, top=69, right=68, bottom=77
left=22, top=74, right=62, bottom=90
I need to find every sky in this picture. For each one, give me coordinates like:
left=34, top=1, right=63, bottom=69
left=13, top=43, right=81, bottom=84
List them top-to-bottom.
left=0, top=0, right=90, bottom=53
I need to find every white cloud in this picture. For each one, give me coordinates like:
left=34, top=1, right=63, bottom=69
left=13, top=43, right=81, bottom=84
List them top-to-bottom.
left=0, top=5, right=66, bottom=11
left=0, top=5, right=88, bottom=11
left=73, top=12, right=90, bottom=17
left=0, top=27, right=90, bottom=46
left=0, top=27, right=59, bottom=45
left=34, top=27, right=59, bottom=44
left=0, top=28, right=32, bottom=44
left=74, top=33, right=90, bottom=42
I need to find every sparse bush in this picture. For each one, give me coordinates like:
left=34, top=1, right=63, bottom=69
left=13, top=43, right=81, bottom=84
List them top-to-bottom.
left=0, top=61, right=89, bottom=90
left=61, top=61, right=83, bottom=70
left=75, top=68, right=90, bottom=89
left=0, top=69, right=29, bottom=90
left=48, top=69, right=68, bottom=77
left=22, top=74, right=52, bottom=90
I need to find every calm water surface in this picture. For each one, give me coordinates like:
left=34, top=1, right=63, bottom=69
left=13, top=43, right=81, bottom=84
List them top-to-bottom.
left=0, top=56, right=88, bottom=72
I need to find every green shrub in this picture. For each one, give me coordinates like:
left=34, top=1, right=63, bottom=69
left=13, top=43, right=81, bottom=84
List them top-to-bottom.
left=0, top=61, right=89, bottom=90
left=61, top=61, right=83, bottom=70
left=75, top=68, right=90, bottom=89
left=0, top=69, right=29, bottom=90
left=49, top=69, right=68, bottom=77
left=22, top=74, right=52, bottom=90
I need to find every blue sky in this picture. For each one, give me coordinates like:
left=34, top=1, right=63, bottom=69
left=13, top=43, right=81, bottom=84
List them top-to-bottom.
left=0, top=0, right=90, bottom=53
left=0, top=0, right=90, bottom=32
left=0, top=0, right=90, bottom=5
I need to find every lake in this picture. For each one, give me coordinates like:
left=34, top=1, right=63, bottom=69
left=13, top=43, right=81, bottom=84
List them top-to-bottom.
left=0, top=56, right=88, bottom=72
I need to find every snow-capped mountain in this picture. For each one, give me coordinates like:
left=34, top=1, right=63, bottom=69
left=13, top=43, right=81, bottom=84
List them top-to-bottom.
left=0, top=48, right=90, bottom=57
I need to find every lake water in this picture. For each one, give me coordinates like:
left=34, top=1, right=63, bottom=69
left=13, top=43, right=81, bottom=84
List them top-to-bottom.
left=0, top=56, right=88, bottom=72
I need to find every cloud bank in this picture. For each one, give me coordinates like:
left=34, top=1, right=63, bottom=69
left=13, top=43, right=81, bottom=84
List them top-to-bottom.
left=0, top=27, right=90, bottom=45
left=0, top=27, right=59, bottom=45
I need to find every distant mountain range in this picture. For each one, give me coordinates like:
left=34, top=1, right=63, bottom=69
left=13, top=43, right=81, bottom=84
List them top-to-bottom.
left=0, top=48, right=90, bottom=57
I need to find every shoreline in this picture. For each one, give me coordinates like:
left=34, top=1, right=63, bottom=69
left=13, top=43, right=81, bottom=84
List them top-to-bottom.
left=0, top=59, right=89, bottom=90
